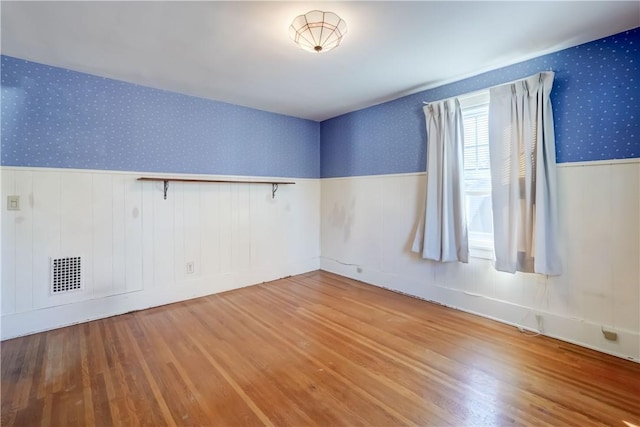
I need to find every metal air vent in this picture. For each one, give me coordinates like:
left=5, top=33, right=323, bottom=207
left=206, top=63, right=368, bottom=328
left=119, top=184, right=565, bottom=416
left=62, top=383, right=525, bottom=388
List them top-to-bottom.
left=50, top=256, right=83, bottom=294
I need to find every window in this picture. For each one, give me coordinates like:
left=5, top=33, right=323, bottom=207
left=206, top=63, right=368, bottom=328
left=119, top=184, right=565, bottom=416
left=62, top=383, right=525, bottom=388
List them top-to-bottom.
left=460, top=92, right=493, bottom=258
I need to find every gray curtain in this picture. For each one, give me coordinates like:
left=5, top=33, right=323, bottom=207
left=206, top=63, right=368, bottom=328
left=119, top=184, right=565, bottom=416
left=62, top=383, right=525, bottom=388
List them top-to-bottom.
left=488, top=71, right=562, bottom=275
left=412, top=99, right=468, bottom=263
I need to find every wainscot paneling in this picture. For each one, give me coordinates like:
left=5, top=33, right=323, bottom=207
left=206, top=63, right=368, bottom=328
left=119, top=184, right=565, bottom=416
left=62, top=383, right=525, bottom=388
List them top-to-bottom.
left=320, top=159, right=640, bottom=362
left=1, top=167, right=320, bottom=339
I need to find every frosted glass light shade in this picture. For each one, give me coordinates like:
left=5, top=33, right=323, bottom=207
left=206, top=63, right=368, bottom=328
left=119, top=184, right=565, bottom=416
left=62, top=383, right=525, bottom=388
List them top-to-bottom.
left=289, top=10, right=347, bottom=53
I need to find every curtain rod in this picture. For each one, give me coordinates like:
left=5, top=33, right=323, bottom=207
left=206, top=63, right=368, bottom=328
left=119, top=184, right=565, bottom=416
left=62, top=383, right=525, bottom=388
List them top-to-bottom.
left=422, top=70, right=554, bottom=106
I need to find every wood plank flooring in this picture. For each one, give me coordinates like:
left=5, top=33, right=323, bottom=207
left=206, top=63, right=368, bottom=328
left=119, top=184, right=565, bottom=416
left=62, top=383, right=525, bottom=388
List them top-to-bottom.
left=2, top=270, right=640, bottom=426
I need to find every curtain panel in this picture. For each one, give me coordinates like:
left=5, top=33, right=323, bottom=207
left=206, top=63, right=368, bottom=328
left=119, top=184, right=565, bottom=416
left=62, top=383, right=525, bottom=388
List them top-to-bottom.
left=488, top=71, right=562, bottom=275
left=412, top=99, right=469, bottom=263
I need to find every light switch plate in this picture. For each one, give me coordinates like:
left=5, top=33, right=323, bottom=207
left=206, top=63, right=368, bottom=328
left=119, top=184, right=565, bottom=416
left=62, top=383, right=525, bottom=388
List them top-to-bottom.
left=7, top=195, right=20, bottom=211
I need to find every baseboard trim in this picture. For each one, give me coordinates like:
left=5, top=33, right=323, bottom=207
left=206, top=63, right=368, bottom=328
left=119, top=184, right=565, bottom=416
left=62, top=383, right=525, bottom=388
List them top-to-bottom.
left=1, top=258, right=319, bottom=340
left=319, top=260, right=640, bottom=363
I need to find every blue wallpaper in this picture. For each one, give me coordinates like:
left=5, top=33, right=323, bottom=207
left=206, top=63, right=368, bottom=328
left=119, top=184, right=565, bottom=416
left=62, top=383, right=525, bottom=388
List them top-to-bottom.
left=3, top=27, right=638, bottom=179
left=321, top=27, right=640, bottom=178
left=1, top=56, right=320, bottom=178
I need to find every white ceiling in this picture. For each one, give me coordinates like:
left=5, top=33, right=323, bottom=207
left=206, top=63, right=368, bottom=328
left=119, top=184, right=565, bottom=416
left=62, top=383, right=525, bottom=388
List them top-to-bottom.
left=2, top=1, right=639, bottom=122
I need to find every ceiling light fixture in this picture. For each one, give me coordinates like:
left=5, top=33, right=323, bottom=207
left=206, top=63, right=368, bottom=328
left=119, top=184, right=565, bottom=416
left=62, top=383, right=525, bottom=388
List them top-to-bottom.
left=289, top=10, right=347, bottom=53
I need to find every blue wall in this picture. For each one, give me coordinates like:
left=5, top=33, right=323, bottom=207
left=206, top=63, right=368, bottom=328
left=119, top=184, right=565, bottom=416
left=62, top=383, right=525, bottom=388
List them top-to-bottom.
left=3, top=27, right=638, bottom=179
left=321, top=28, right=640, bottom=178
left=1, top=56, right=320, bottom=178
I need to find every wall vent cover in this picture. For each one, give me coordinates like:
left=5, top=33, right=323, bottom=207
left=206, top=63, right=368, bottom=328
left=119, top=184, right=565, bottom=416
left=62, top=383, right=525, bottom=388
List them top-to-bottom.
left=50, top=256, right=83, bottom=294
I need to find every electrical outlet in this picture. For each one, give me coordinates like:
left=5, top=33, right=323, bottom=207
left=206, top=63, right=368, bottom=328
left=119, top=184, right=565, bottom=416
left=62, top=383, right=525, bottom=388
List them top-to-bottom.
left=7, top=195, right=20, bottom=211
left=186, top=262, right=195, bottom=275
left=602, top=328, right=618, bottom=341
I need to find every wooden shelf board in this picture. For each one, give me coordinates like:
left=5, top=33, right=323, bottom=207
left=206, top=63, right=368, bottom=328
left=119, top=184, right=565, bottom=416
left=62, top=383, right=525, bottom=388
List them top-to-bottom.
left=137, top=177, right=295, bottom=185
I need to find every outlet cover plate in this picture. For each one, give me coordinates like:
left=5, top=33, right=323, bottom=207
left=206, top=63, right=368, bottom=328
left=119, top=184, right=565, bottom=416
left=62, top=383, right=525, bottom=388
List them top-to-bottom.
left=7, top=195, right=19, bottom=211
left=186, top=262, right=195, bottom=274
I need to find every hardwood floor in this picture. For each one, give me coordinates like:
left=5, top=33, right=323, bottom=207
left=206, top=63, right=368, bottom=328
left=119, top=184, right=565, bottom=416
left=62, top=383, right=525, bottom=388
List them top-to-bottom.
left=2, top=270, right=639, bottom=426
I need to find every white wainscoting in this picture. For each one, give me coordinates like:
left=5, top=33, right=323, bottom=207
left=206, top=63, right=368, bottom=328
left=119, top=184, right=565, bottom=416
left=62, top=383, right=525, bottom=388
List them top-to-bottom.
left=320, top=159, right=640, bottom=362
left=1, top=167, right=320, bottom=339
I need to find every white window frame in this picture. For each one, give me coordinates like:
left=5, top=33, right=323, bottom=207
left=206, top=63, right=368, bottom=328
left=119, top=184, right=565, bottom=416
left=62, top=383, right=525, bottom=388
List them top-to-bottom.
left=459, top=91, right=494, bottom=260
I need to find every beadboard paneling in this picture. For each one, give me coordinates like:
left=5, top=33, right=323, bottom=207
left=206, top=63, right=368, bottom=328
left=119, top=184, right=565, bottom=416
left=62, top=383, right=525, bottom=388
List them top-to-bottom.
left=320, top=160, right=640, bottom=361
left=1, top=167, right=320, bottom=338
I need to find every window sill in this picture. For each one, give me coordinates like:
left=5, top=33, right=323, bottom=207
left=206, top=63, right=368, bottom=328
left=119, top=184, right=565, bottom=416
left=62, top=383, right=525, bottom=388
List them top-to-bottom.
left=469, top=246, right=494, bottom=260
